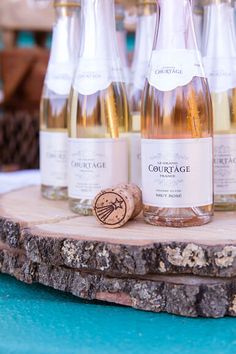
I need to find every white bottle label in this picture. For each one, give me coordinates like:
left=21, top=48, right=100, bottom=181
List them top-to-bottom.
left=147, top=49, right=205, bottom=92
left=203, top=57, right=236, bottom=93
left=73, top=58, right=124, bottom=95
left=40, top=131, right=68, bottom=187
left=124, top=132, right=141, bottom=188
left=214, top=134, right=236, bottom=195
left=68, top=138, right=128, bottom=199
left=142, top=138, right=213, bottom=208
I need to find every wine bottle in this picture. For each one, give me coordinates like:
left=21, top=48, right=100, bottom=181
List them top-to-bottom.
left=40, top=0, right=80, bottom=200
left=68, top=0, right=129, bottom=215
left=129, top=0, right=156, bottom=187
left=142, top=0, right=213, bottom=227
left=202, top=0, right=236, bottom=211
left=115, top=3, right=130, bottom=85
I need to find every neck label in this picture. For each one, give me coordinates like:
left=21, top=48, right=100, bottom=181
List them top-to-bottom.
left=45, top=17, right=77, bottom=95
left=147, top=49, right=205, bottom=91
left=203, top=57, right=236, bottom=93
left=73, top=58, right=124, bottom=95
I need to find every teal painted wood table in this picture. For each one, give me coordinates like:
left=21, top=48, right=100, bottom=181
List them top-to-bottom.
left=0, top=273, right=236, bottom=354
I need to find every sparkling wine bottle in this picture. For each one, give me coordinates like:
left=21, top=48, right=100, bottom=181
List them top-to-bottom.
left=40, top=0, right=80, bottom=200
left=68, top=0, right=129, bottom=215
left=129, top=0, right=157, bottom=187
left=142, top=0, right=213, bottom=227
left=202, top=0, right=236, bottom=211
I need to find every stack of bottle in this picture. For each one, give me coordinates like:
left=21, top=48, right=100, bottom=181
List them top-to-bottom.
left=40, top=0, right=236, bottom=228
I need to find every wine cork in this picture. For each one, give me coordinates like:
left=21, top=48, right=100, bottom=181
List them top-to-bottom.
left=93, top=188, right=135, bottom=229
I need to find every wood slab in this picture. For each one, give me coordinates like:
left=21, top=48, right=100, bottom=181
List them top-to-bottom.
left=0, top=186, right=77, bottom=247
left=1, top=187, right=236, bottom=277
left=1, top=243, right=236, bottom=318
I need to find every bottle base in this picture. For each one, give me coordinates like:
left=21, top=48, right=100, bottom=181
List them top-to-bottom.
left=41, top=185, right=67, bottom=201
left=214, top=195, right=236, bottom=212
left=69, top=198, right=93, bottom=216
left=215, top=204, right=236, bottom=212
left=143, top=205, right=213, bottom=228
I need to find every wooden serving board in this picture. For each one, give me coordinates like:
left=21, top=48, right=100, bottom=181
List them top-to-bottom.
left=1, top=186, right=236, bottom=278
left=1, top=242, right=236, bottom=318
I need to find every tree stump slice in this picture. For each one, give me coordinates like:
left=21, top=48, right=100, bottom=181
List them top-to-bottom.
left=1, top=187, right=236, bottom=279
left=1, top=243, right=236, bottom=318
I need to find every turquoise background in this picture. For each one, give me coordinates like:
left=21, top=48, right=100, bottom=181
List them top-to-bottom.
left=0, top=274, right=235, bottom=354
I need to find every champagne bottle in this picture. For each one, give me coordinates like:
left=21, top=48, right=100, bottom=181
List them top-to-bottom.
left=40, top=0, right=80, bottom=200
left=68, top=0, right=129, bottom=215
left=129, top=0, right=156, bottom=187
left=142, top=0, right=213, bottom=227
left=202, top=0, right=236, bottom=211
left=115, top=2, right=130, bottom=85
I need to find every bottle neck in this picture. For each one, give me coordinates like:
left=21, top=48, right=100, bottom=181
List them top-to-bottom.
left=79, top=0, right=119, bottom=60
left=155, top=0, right=196, bottom=50
left=202, top=2, right=236, bottom=57
left=115, top=4, right=125, bottom=32
left=115, top=4, right=128, bottom=66
left=133, top=4, right=156, bottom=65
left=50, top=6, right=80, bottom=65
left=116, top=24, right=129, bottom=68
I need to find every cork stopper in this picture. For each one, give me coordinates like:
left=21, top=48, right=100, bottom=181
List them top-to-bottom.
left=93, top=184, right=143, bottom=229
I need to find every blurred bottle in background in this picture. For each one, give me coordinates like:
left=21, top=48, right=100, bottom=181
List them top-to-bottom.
left=40, top=0, right=80, bottom=200
left=128, top=0, right=156, bottom=187
left=192, top=0, right=204, bottom=51
left=202, top=0, right=236, bottom=211
left=115, top=2, right=130, bottom=86
left=0, top=30, right=4, bottom=105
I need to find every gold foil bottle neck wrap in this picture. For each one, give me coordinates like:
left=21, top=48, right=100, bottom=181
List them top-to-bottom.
left=54, top=0, right=80, bottom=8
left=137, top=0, right=156, bottom=6
left=201, top=0, right=231, bottom=5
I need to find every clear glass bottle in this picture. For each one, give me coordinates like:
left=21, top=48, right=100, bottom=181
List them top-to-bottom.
left=40, top=0, right=80, bottom=200
left=68, top=0, right=129, bottom=215
left=129, top=0, right=156, bottom=187
left=142, top=0, right=213, bottom=227
left=202, top=0, right=236, bottom=211
left=115, top=3, right=130, bottom=85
